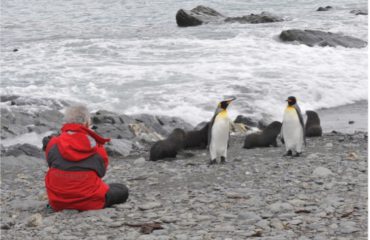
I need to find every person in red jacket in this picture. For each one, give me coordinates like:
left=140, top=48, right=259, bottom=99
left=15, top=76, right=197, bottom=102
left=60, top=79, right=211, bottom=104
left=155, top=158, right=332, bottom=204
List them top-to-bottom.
left=43, top=105, right=129, bottom=211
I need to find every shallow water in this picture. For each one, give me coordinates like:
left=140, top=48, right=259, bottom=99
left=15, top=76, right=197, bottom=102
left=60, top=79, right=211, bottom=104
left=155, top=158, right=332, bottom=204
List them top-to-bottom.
left=1, top=0, right=368, bottom=124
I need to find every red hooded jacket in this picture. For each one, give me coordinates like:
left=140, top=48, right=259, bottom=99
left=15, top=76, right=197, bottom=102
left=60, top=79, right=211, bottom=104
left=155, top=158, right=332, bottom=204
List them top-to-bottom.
left=44, top=123, right=111, bottom=211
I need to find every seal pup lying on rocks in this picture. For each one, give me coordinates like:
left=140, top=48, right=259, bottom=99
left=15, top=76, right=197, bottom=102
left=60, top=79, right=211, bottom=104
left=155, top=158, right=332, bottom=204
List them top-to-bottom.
left=305, top=110, right=322, bottom=137
left=243, top=121, right=282, bottom=149
left=184, top=122, right=209, bottom=149
left=149, top=128, right=186, bottom=161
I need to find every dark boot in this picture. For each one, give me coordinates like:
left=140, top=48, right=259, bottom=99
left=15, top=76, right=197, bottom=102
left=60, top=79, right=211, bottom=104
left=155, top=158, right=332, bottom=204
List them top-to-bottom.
left=220, top=156, right=226, bottom=164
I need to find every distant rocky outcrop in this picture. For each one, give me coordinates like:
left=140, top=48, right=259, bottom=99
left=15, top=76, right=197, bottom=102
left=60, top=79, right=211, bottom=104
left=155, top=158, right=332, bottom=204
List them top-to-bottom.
left=176, top=5, right=283, bottom=27
left=316, top=6, right=332, bottom=11
left=350, top=9, right=368, bottom=15
left=279, top=29, right=367, bottom=48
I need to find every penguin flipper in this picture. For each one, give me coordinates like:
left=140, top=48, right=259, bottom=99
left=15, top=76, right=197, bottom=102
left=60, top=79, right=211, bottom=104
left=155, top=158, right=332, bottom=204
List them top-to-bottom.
left=294, top=104, right=306, bottom=145
left=207, top=111, right=218, bottom=149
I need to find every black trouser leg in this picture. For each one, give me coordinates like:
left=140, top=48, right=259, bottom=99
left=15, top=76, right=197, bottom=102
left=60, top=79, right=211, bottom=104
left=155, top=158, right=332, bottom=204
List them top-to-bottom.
left=104, top=183, right=129, bottom=208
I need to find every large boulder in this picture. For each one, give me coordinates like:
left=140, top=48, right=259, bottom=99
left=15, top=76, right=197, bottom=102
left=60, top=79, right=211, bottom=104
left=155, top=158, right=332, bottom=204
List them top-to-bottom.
left=176, top=5, right=282, bottom=27
left=176, top=5, right=225, bottom=27
left=316, top=6, right=332, bottom=11
left=279, top=29, right=367, bottom=48
left=91, top=110, right=135, bottom=139
left=234, top=115, right=258, bottom=128
left=3, top=143, right=43, bottom=158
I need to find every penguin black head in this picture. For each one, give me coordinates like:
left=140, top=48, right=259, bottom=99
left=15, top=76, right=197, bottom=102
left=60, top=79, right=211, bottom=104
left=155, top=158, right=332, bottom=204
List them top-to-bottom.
left=286, top=96, right=297, bottom=106
left=219, top=97, right=236, bottom=110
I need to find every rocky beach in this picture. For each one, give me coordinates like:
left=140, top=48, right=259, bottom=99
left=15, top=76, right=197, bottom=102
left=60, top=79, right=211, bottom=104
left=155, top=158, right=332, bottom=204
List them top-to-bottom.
left=1, top=96, right=368, bottom=239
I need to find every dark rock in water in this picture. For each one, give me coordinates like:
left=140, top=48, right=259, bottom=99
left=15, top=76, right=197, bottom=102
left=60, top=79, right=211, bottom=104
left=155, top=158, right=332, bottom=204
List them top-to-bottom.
left=176, top=5, right=282, bottom=27
left=176, top=5, right=225, bottom=27
left=317, top=6, right=332, bottom=11
left=350, top=9, right=368, bottom=15
left=224, top=12, right=283, bottom=24
left=279, top=29, right=367, bottom=48
left=13, top=48, right=18, bottom=52
left=0, top=95, right=19, bottom=102
left=305, top=111, right=322, bottom=137
left=234, top=115, right=258, bottom=128
left=243, top=121, right=282, bottom=149
left=348, top=121, right=355, bottom=125
left=184, top=122, right=209, bottom=149
left=149, top=128, right=186, bottom=161
left=3, top=143, right=43, bottom=158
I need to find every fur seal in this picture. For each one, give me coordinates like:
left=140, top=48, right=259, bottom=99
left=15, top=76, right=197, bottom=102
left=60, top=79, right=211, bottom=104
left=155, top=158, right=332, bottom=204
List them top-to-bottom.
left=305, top=110, right=322, bottom=137
left=243, top=121, right=282, bottom=149
left=184, top=122, right=209, bottom=149
left=149, top=128, right=186, bottom=161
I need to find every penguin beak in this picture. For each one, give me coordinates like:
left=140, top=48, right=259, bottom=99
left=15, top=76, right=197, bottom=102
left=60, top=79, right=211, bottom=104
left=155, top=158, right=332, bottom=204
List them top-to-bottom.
left=227, top=96, right=237, bottom=104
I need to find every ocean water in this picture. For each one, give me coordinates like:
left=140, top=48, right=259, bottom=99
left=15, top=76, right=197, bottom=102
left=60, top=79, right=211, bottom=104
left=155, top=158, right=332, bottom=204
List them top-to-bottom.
left=1, top=0, right=368, bottom=125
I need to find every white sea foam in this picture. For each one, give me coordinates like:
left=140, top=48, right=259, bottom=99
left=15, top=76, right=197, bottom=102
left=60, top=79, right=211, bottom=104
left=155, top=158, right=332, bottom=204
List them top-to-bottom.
left=1, top=0, right=367, bottom=126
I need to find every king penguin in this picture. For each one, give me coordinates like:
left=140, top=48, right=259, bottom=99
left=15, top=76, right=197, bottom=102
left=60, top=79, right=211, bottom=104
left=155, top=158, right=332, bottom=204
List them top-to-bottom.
left=281, top=96, right=306, bottom=157
left=208, top=97, right=236, bottom=164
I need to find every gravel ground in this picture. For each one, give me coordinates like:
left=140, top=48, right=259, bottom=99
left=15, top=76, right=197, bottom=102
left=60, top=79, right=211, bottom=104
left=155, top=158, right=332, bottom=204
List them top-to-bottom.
left=1, top=131, right=367, bottom=240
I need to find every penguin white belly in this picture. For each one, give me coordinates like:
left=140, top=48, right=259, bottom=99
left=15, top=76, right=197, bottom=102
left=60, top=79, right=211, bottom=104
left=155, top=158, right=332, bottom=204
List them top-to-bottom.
left=283, top=109, right=304, bottom=152
left=210, top=116, right=230, bottom=159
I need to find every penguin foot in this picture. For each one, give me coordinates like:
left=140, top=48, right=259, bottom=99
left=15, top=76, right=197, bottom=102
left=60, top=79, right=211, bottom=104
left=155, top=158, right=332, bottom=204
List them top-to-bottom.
left=283, top=150, right=292, bottom=157
left=220, top=156, right=226, bottom=164
left=208, top=159, right=217, bottom=165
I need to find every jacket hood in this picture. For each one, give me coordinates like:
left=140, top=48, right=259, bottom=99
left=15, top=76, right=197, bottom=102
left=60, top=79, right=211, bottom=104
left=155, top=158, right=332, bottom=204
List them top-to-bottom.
left=57, top=123, right=110, bottom=161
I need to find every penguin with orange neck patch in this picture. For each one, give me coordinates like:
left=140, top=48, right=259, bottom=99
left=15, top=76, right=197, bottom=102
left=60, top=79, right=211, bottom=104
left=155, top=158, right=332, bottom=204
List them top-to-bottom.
left=281, top=96, right=306, bottom=157
left=208, top=97, right=236, bottom=164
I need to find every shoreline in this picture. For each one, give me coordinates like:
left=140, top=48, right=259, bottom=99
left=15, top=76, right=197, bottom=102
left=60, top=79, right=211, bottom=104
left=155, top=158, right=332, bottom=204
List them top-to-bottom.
left=317, top=100, right=368, bottom=134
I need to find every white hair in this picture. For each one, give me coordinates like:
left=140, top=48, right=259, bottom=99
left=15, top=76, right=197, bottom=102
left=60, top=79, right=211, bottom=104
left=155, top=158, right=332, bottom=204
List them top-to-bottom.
left=64, top=104, right=91, bottom=124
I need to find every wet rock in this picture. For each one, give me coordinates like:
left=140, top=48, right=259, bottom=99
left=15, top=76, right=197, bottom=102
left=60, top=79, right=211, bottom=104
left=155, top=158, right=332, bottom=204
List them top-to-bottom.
left=176, top=5, right=282, bottom=27
left=176, top=5, right=224, bottom=27
left=317, top=6, right=332, bottom=11
left=225, top=12, right=283, bottom=24
left=279, top=29, right=367, bottom=48
left=92, top=111, right=135, bottom=139
left=132, top=114, right=192, bottom=136
left=234, top=115, right=258, bottom=128
left=348, top=121, right=355, bottom=124
left=105, top=139, right=132, bottom=157
left=325, top=142, right=333, bottom=148
left=4, top=143, right=43, bottom=158
left=133, top=157, right=146, bottom=165
left=312, top=167, right=334, bottom=178
left=139, top=202, right=162, bottom=210
left=269, top=202, right=293, bottom=213
left=238, top=212, right=262, bottom=224
left=26, top=213, right=43, bottom=227
left=270, top=218, right=284, bottom=230
left=339, top=221, right=360, bottom=234
left=213, top=224, right=236, bottom=232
